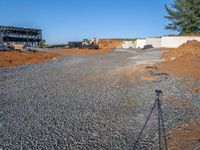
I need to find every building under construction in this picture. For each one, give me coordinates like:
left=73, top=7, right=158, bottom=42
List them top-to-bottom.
left=0, top=25, right=42, bottom=47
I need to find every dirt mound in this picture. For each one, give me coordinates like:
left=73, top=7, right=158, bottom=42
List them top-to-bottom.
left=98, top=39, right=122, bottom=49
left=157, top=40, right=200, bottom=78
left=164, top=40, right=200, bottom=60
left=178, top=40, right=200, bottom=56
left=179, top=40, right=200, bottom=49
left=49, top=48, right=112, bottom=55
left=0, top=51, right=60, bottom=68
left=167, top=116, right=200, bottom=150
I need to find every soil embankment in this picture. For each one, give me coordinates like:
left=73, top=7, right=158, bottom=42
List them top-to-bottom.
left=98, top=39, right=122, bottom=49
left=156, top=40, right=200, bottom=149
left=158, top=40, right=200, bottom=78
left=49, top=48, right=112, bottom=55
left=0, top=51, right=60, bottom=68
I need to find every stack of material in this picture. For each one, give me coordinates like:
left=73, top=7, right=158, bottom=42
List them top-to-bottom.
left=98, top=39, right=122, bottom=49
left=8, top=43, right=24, bottom=50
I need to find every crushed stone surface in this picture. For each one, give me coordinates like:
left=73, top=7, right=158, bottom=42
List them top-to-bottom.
left=0, top=49, right=199, bottom=149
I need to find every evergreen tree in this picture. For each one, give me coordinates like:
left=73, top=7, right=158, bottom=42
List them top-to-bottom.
left=165, top=0, right=200, bottom=34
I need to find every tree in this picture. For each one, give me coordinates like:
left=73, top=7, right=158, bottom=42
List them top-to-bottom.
left=165, top=0, right=200, bottom=34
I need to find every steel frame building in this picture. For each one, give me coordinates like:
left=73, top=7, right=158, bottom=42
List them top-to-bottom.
left=0, top=25, right=42, bottom=47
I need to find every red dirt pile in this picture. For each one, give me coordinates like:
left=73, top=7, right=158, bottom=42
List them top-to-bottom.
left=98, top=39, right=122, bottom=49
left=157, top=40, right=200, bottom=78
left=163, top=40, right=200, bottom=60
left=49, top=48, right=112, bottom=55
left=0, top=51, right=60, bottom=68
left=167, top=115, right=200, bottom=150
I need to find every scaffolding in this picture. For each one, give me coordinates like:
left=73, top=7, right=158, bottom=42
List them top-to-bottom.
left=0, top=25, right=42, bottom=47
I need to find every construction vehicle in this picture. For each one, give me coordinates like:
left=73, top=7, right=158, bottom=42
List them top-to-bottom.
left=67, top=38, right=99, bottom=49
left=82, top=38, right=99, bottom=49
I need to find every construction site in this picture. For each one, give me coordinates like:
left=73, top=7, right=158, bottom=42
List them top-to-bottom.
left=0, top=0, right=200, bottom=149
left=0, top=29, right=200, bottom=149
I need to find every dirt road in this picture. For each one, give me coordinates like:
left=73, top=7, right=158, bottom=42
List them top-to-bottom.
left=0, top=48, right=199, bottom=149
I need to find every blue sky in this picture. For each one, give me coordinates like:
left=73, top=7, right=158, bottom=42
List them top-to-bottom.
left=0, top=0, right=176, bottom=44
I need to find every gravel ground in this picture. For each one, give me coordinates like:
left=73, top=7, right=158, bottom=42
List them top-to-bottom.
left=0, top=48, right=199, bottom=150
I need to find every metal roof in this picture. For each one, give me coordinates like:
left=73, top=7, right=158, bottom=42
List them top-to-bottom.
left=0, top=25, right=42, bottom=33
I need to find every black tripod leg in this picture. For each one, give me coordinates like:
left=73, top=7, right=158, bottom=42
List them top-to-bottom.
left=157, top=98, right=162, bottom=150
left=133, top=100, right=158, bottom=150
left=159, top=101, right=168, bottom=150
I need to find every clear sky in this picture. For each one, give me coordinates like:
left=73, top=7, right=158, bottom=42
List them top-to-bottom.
left=0, top=0, right=176, bottom=44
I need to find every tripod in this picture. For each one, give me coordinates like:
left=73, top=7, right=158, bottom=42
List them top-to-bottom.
left=133, top=90, right=168, bottom=150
